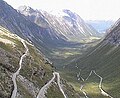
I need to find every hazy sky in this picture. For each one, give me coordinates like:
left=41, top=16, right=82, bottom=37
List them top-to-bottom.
left=4, top=0, right=120, bottom=21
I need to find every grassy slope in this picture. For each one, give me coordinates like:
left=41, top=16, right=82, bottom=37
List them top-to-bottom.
left=0, top=26, right=80, bottom=98
left=0, top=26, right=53, bottom=98
left=0, top=26, right=25, bottom=98
left=62, top=42, right=120, bottom=98
left=46, top=78, right=81, bottom=98
left=46, top=83, right=64, bottom=98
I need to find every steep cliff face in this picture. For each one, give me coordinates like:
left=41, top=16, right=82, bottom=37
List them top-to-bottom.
left=18, top=6, right=49, bottom=28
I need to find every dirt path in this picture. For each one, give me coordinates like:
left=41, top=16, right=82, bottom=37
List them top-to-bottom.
left=11, top=39, right=28, bottom=98
left=78, top=70, right=113, bottom=98
left=93, top=70, right=113, bottom=98
left=37, top=72, right=67, bottom=98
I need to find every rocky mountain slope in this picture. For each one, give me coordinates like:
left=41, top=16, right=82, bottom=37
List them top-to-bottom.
left=0, top=0, right=72, bottom=54
left=0, top=0, right=101, bottom=69
left=0, top=0, right=100, bottom=59
left=1, top=0, right=117, bottom=98
left=18, top=6, right=99, bottom=43
left=62, top=18, right=120, bottom=98
left=0, top=26, right=81, bottom=98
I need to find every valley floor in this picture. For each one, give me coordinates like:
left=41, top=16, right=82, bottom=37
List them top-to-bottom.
left=59, top=43, right=120, bottom=98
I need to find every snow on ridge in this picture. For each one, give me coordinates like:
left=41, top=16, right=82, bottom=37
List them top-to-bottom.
left=48, top=10, right=69, bottom=17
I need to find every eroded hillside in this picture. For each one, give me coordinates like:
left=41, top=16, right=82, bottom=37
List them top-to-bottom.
left=0, top=26, right=80, bottom=98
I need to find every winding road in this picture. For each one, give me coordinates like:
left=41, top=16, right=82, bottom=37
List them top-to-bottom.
left=10, top=39, right=66, bottom=98
left=11, top=39, right=29, bottom=98
left=11, top=39, right=112, bottom=98
left=78, top=70, right=113, bottom=98
left=78, top=70, right=91, bottom=98
left=93, top=70, right=113, bottom=98
left=37, top=72, right=67, bottom=98
left=55, top=72, right=67, bottom=98
left=36, top=73, right=56, bottom=98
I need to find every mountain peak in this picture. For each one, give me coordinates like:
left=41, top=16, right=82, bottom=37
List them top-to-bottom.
left=18, top=5, right=35, bottom=15
left=17, top=6, right=98, bottom=42
left=47, top=9, right=68, bottom=17
left=48, top=9, right=78, bottom=18
left=63, top=9, right=79, bottom=20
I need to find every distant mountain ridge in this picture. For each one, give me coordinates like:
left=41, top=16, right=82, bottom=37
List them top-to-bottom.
left=1, top=0, right=120, bottom=98
left=0, top=1, right=70, bottom=53
left=0, top=1, right=100, bottom=57
left=0, top=1, right=82, bottom=97
left=18, top=6, right=99, bottom=43
left=86, top=20, right=114, bottom=33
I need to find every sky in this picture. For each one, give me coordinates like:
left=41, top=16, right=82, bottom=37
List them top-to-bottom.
left=4, top=0, right=120, bottom=21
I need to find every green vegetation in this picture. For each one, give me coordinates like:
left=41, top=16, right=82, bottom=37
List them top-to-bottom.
left=0, top=26, right=81, bottom=98
left=0, top=27, right=53, bottom=97
left=0, top=34, right=24, bottom=52
left=0, top=41, right=13, bottom=52
left=62, top=42, right=120, bottom=98
left=19, top=43, right=53, bottom=86
left=49, top=43, right=93, bottom=69
left=0, top=63, right=13, bottom=98
left=46, top=79, right=81, bottom=98
left=62, top=80, right=82, bottom=98
left=17, top=81, right=33, bottom=98
left=46, top=83, right=64, bottom=98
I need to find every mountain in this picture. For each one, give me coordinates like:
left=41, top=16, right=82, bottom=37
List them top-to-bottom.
left=0, top=0, right=72, bottom=55
left=0, top=0, right=101, bottom=69
left=0, top=0, right=100, bottom=58
left=1, top=0, right=117, bottom=98
left=0, top=1, right=84, bottom=98
left=18, top=6, right=100, bottom=43
left=62, top=18, right=120, bottom=98
left=86, top=20, right=114, bottom=33
left=0, top=25, right=81, bottom=98
left=0, top=25, right=53, bottom=98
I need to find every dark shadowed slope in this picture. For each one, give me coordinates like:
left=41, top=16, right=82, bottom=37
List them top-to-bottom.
left=63, top=18, right=120, bottom=98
